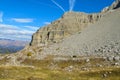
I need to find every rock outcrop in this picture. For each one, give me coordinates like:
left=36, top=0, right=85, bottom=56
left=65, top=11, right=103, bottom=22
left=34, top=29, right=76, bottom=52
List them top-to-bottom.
left=29, top=0, right=120, bottom=58
left=30, top=0, right=120, bottom=47
left=101, top=0, right=120, bottom=12
left=41, top=8, right=120, bottom=57
left=30, top=12, right=101, bottom=46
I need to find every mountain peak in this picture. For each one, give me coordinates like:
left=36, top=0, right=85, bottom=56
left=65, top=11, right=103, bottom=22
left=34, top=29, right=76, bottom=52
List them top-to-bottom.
left=102, top=0, right=120, bottom=12
left=114, top=0, right=120, bottom=9
left=62, top=11, right=88, bottom=17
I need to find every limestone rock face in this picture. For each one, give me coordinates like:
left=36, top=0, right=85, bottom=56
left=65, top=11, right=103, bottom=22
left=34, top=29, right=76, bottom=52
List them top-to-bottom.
left=101, top=0, right=120, bottom=12
left=41, top=8, right=120, bottom=57
left=30, top=12, right=101, bottom=46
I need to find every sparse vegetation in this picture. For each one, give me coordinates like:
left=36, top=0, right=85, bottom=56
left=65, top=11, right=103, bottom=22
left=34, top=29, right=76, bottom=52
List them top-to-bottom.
left=27, top=52, right=32, bottom=57
left=0, top=56, right=119, bottom=80
left=0, top=58, right=120, bottom=80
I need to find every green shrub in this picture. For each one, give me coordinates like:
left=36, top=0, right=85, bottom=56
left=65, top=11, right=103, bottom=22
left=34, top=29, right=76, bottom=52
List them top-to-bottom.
left=27, top=52, right=32, bottom=57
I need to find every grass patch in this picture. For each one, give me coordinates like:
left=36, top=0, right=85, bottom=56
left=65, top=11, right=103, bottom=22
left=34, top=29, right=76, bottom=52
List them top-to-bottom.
left=0, top=57, right=120, bottom=80
left=0, top=66, right=120, bottom=80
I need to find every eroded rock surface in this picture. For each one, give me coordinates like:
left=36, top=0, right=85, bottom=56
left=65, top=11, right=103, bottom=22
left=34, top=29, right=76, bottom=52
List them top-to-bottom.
left=30, top=12, right=101, bottom=46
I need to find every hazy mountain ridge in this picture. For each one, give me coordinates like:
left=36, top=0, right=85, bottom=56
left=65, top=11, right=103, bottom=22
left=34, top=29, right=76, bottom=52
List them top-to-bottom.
left=0, top=38, right=28, bottom=53
left=0, top=38, right=28, bottom=47
left=0, top=45, right=24, bottom=54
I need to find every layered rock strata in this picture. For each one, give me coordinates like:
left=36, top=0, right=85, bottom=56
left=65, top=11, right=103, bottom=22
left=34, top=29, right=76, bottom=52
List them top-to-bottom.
left=30, top=12, right=101, bottom=46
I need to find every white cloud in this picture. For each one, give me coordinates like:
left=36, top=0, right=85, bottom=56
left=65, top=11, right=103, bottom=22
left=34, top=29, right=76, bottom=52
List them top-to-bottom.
left=0, top=12, right=3, bottom=22
left=11, top=18, right=34, bottom=23
left=44, top=22, right=51, bottom=25
left=0, top=23, right=37, bottom=40
left=0, top=24, right=19, bottom=30
left=24, top=26, right=39, bottom=31
left=1, top=29, right=34, bottom=35
left=0, top=34, right=31, bottom=41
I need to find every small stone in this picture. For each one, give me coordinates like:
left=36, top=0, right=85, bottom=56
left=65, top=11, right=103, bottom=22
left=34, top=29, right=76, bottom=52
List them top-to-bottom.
left=108, top=49, right=112, bottom=53
left=114, top=49, right=119, bottom=53
left=116, top=53, right=120, bottom=55
left=107, top=56, right=114, bottom=61
left=113, top=56, right=120, bottom=61
left=103, top=57, right=107, bottom=60
left=86, top=59, right=90, bottom=62
left=113, top=63, right=119, bottom=66
left=96, top=64, right=103, bottom=67
left=64, top=66, right=74, bottom=72
left=69, top=66, right=73, bottom=69
left=81, top=67, right=88, bottom=71
left=108, top=72, right=112, bottom=74
left=102, top=73, right=107, bottom=78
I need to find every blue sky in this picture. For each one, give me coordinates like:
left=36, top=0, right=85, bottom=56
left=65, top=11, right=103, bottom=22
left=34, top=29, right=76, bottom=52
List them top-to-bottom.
left=0, top=0, right=115, bottom=41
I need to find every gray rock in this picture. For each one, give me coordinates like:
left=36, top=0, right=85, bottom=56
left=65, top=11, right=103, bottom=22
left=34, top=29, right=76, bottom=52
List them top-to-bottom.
left=116, top=53, right=120, bottom=55
left=113, top=56, right=120, bottom=61
left=107, top=57, right=114, bottom=61
left=86, top=59, right=90, bottom=63
left=113, top=62, right=119, bottom=66
left=96, top=64, right=103, bottom=67
left=64, top=66, right=74, bottom=72
left=81, top=67, right=89, bottom=71
left=102, top=73, right=107, bottom=78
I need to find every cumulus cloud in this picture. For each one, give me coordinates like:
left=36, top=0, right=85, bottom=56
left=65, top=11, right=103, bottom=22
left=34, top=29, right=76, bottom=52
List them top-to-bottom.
left=0, top=12, right=3, bottom=22
left=11, top=18, right=34, bottom=23
left=0, top=23, right=38, bottom=40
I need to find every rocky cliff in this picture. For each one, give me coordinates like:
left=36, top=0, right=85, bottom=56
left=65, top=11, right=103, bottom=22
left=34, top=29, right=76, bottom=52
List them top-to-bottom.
left=30, top=0, right=120, bottom=47
left=101, top=0, right=120, bottom=12
left=42, top=8, right=120, bottom=57
left=30, top=12, right=101, bottom=46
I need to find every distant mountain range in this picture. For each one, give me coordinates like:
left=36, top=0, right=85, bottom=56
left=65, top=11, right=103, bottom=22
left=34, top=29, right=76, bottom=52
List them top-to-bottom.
left=0, top=38, right=28, bottom=54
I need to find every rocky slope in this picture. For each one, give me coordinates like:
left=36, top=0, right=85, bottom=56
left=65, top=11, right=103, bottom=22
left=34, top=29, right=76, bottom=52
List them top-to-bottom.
left=1, top=0, right=120, bottom=67
left=26, top=0, right=120, bottom=59
left=30, top=0, right=120, bottom=47
left=41, top=8, right=120, bottom=57
left=30, top=12, right=101, bottom=46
